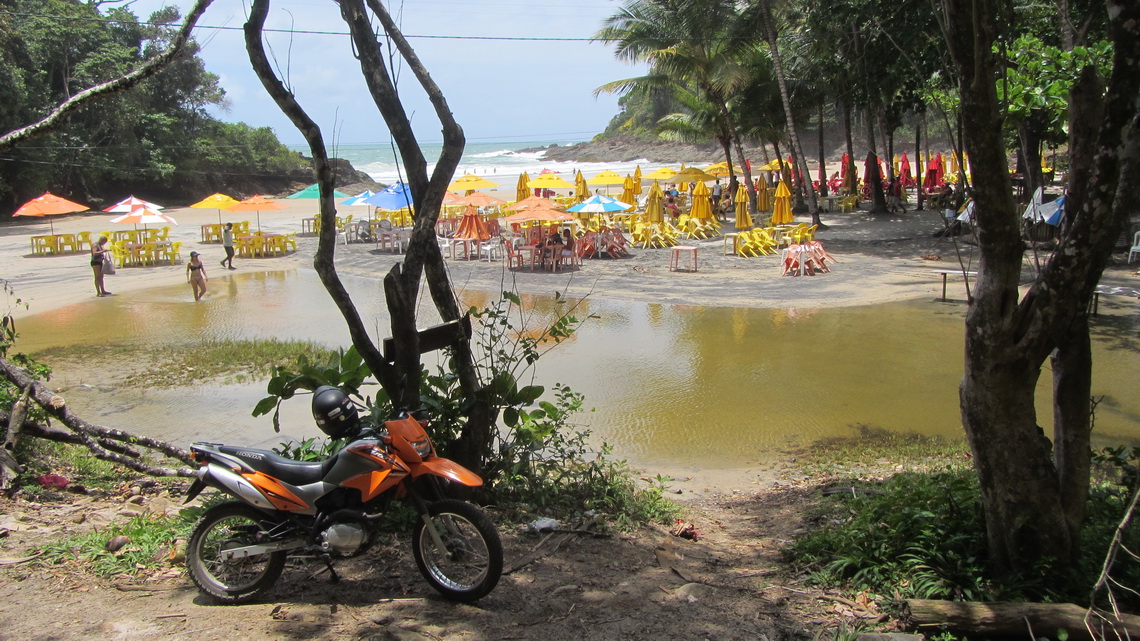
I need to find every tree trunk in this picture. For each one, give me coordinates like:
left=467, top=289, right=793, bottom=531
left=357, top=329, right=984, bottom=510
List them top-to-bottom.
left=758, top=0, right=819, bottom=220
left=942, top=0, right=1140, bottom=578
left=817, top=101, right=828, bottom=198
left=843, top=101, right=856, bottom=196
left=864, top=107, right=888, bottom=213
left=916, top=111, right=924, bottom=210
left=902, top=599, right=1140, bottom=640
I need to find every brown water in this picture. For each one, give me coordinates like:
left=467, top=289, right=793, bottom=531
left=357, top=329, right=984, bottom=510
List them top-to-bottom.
left=14, top=269, right=1140, bottom=468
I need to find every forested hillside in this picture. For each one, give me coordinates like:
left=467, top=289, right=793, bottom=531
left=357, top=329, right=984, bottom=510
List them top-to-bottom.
left=0, top=0, right=316, bottom=213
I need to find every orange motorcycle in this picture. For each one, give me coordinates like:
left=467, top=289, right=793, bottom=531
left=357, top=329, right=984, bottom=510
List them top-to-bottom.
left=184, top=386, right=502, bottom=603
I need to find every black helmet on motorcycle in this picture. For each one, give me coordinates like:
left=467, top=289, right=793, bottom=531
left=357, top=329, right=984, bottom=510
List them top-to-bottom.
left=312, top=386, right=359, bottom=439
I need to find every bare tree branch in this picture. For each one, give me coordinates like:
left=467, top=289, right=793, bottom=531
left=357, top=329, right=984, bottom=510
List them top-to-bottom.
left=0, top=0, right=216, bottom=153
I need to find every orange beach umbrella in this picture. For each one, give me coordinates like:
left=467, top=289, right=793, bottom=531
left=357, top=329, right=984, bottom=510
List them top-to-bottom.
left=14, top=192, right=89, bottom=234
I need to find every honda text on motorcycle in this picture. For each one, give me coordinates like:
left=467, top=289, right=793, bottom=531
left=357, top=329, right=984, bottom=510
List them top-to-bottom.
left=183, top=386, right=503, bottom=603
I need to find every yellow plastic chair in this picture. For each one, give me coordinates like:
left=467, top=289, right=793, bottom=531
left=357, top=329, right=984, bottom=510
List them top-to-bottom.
left=282, top=232, right=298, bottom=252
left=167, top=241, right=183, bottom=264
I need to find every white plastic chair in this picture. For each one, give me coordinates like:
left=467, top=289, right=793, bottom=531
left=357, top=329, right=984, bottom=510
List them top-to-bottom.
left=1129, top=231, right=1140, bottom=264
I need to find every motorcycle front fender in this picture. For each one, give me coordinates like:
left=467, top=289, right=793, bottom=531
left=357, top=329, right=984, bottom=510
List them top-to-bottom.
left=409, top=457, right=484, bottom=487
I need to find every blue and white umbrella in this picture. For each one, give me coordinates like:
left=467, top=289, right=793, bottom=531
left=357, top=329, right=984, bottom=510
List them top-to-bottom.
left=365, top=182, right=414, bottom=210
left=340, top=190, right=377, bottom=207
left=566, top=194, right=633, bottom=213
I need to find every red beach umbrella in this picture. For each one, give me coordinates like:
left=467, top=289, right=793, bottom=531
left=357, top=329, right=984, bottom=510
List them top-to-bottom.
left=899, top=152, right=914, bottom=188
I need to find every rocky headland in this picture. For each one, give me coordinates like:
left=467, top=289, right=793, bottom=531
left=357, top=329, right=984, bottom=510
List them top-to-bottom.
left=529, top=138, right=772, bottom=164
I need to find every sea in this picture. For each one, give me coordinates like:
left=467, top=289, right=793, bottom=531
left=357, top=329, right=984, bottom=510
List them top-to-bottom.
left=295, top=139, right=664, bottom=187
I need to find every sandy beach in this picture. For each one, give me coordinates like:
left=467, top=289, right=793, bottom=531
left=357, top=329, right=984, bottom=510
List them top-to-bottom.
left=2, top=189, right=1014, bottom=321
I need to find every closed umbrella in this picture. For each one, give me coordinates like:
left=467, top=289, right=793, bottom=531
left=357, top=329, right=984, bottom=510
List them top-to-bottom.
left=899, top=152, right=914, bottom=188
left=632, top=165, right=643, bottom=195
left=574, top=170, right=589, bottom=203
left=516, top=172, right=530, bottom=202
left=620, top=174, right=637, bottom=206
left=756, top=180, right=770, bottom=212
left=644, top=181, right=664, bottom=224
left=689, top=181, right=714, bottom=221
left=772, top=181, right=794, bottom=224
left=287, top=183, right=349, bottom=199
left=734, top=183, right=753, bottom=230
left=14, top=192, right=89, bottom=234
left=190, top=193, right=239, bottom=225
left=228, top=195, right=286, bottom=232
left=453, top=206, right=492, bottom=241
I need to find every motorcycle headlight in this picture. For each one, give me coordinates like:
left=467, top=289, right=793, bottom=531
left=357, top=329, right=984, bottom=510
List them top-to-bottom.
left=411, top=438, right=432, bottom=458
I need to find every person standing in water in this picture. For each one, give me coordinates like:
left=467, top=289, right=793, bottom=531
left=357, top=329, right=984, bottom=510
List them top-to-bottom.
left=220, top=222, right=236, bottom=269
left=90, top=235, right=111, bottom=297
left=187, top=251, right=208, bottom=301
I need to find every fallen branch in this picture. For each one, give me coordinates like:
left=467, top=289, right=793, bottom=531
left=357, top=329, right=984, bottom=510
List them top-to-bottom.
left=0, top=358, right=194, bottom=477
left=902, top=599, right=1140, bottom=641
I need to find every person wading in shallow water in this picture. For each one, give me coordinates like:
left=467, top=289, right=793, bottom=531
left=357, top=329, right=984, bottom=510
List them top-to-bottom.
left=220, top=222, right=236, bottom=270
left=90, top=236, right=111, bottom=297
left=187, top=251, right=208, bottom=301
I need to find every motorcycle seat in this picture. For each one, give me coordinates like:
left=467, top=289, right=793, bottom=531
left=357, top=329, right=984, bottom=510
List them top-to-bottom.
left=218, top=445, right=334, bottom=485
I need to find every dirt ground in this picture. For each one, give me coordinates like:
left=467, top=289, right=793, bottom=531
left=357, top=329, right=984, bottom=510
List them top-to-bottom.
left=0, top=473, right=893, bottom=641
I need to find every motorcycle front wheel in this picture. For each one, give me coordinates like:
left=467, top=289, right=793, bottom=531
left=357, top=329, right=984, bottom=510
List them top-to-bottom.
left=412, top=499, right=503, bottom=602
left=186, top=502, right=287, bottom=604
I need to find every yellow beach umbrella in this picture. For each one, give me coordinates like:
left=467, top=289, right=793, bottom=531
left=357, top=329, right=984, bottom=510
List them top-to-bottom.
left=760, top=158, right=783, bottom=172
left=704, top=161, right=744, bottom=177
left=633, top=165, right=644, bottom=195
left=643, top=166, right=678, bottom=181
left=674, top=166, right=717, bottom=183
left=574, top=170, right=589, bottom=202
left=586, top=170, right=626, bottom=187
left=516, top=172, right=530, bottom=202
left=448, top=173, right=499, bottom=193
left=527, top=173, right=574, bottom=190
left=620, top=174, right=637, bottom=205
left=756, top=180, right=771, bottom=211
left=645, top=181, right=664, bottom=224
left=689, top=181, right=714, bottom=220
left=771, top=181, right=794, bottom=224
left=734, top=183, right=753, bottom=230
left=190, top=192, right=239, bottom=225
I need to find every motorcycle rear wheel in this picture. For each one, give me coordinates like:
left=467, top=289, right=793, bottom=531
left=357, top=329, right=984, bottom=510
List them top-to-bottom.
left=412, top=499, right=503, bottom=602
left=186, top=502, right=287, bottom=604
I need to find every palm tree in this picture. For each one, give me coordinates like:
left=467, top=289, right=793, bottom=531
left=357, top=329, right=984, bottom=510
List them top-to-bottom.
left=595, top=0, right=758, bottom=205
left=747, top=0, right=819, bottom=216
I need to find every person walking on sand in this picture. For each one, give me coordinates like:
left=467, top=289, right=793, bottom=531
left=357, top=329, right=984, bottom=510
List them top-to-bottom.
left=220, top=222, right=236, bottom=269
left=90, top=235, right=111, bottom=297
left=187, top=251, right=208, bottom=301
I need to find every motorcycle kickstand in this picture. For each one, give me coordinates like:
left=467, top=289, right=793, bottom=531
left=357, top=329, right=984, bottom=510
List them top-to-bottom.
left=319, top=554, right=341, bottom=583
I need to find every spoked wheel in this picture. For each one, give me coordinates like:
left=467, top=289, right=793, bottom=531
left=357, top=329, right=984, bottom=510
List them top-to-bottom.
left=412, top=499, right=503, bottom=602
left=186, top=502, right=287, bottom=604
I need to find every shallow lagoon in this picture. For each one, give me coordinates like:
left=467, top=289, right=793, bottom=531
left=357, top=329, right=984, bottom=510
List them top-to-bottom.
left=15, top=268, right=1139, bottom=468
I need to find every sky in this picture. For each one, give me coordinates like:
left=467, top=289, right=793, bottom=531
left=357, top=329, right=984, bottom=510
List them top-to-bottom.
left=126, top=0, right=645, bottom=146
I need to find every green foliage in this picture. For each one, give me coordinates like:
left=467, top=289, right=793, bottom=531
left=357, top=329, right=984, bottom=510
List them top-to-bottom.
left=0, top=1, right=308, bottom=210
left=997, top=34, right=1113, bottom=139
left=253, top=345, right=373, bottom=432
left=272, top=436, right=348, bottom=462
left=14, top=439, right=125, bottom=496
left=787, top=455, right=1140, bottom=610
left=788, top=469, right=995, bottom=601
left=36, top=511, right=194, bottom=578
